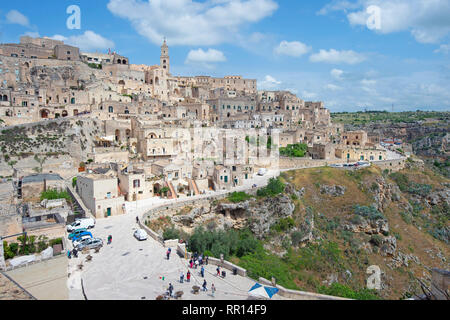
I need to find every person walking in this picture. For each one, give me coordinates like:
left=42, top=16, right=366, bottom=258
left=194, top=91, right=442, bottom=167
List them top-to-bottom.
left=136, top=216, right=139, bottom=224
left=107, top=235, right=112, bottom=245
left=72, top=248, right=78, bottom=258
left=166, top=248, right=171, bottom=260
left=67, top=249, right=71, bottom=259
left=205, top=256, right=209, bottom=265
left=189, top=259, right=193, bottom=269
left=195, top=259, right=199, bottom=269
left=201, top=266, right=205, bottom=278
left=216, top=266, right=220, bottom=276
left=186, top=270, right=191, bottom=283
left=180, top=271, right=184, bottom=283
left=202, top=280, right=207, bottom=292
left=168, top=283, right=174, bottom=298
left=211, top=284, right=216, bottom=298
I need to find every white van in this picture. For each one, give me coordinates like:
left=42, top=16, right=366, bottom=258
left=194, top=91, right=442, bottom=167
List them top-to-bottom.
left=257, top=168, right=267, bottom=176
left=67, top=218, right=95, bottom=232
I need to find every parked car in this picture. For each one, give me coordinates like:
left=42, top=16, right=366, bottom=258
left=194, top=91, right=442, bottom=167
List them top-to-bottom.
left=257, top=168, right=267, bottom=176
left=67, top=218, right=95, bottom=232
left=68, top=228, right=88, bottom=240
left=134, top=229, right=148, bottom=241
left=72, top=231, right=93, bottom=243
left=73, top=235, right=93, bottom=247
left=76, top=238, right=103, bottom=251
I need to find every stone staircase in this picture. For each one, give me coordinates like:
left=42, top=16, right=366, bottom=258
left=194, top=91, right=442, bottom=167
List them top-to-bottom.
left=189, top=178, right=200, bottom=196
left=65, top=181, right=94, bottom=220
left=166, top=181, right=177, bottom=199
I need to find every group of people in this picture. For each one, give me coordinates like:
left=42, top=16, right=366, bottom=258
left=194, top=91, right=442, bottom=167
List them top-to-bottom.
left=67, top=248, right=78, bottom=259
left=189, top=252, right=208, bottom=269
left=168, top=279, right=216, bottom=298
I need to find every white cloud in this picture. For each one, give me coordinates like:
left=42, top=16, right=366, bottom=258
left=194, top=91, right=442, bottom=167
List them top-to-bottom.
left=107, top=0, right=278, bottom=46
left=317, top=0, right=360, bottom=15
left=320, top=0, right=450, bottom=44
left=6, top=10, right=30, bottom=27
left=23, top=31, right=40, bottom=38
left=50, top=31, right=115, bottom=51
left=274, top=41, right=311, bottom=57
left=434, top=44, right=450, bottom=54
left=185, top=48, right=227, bottom=67
left=310, top=49, right=366, bottom=64
left=330, top=68, right=344, bottom=80
left=259, top=75, right=282, bottom=89
left=361, top=79, right=376, bottom=86
left=326, top=84, right=342, bottom=91
left=302, top=91, right=317, bottom=99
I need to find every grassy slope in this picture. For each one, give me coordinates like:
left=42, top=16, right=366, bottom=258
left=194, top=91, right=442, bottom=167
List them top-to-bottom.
left=233, top=165, right=449, bottom=299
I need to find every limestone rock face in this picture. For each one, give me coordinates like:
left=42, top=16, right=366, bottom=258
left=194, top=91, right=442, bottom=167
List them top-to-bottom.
left=372, top=177, right=401, bottom=212
left=285, top=183, right=305, bottom=198
left=320, top=185, right=346, bottom=197
left=426, top=189, right=450, bottom=206
left=247, top=194, right=295, bottom=238
left=344, top=217, right=389, bottom=235
left=380, top=236, right=397, bottom=257
left=388, top=251, right=420, bottom=269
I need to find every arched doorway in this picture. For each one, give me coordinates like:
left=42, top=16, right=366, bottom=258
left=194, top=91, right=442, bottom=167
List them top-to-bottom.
left=155, top=77, right=159, bottom=85
left=2, top=95, right=8, bottom=102
left=40, top=109, right=50, bottom=118
left=62, top=110, right=68, bottom=117
left=115, top=129, right=120, bottom=142
left=125, top=129, right=131, bottom=140
left=153, top=183, right=162, bottom=195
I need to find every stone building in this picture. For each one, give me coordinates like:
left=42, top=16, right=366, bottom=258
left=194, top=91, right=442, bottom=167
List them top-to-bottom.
left=76, top=173, right=125, bottom=218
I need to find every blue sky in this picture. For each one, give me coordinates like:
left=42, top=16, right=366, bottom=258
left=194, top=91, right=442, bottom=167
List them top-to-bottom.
left=1, top=0, right=450, bottom=112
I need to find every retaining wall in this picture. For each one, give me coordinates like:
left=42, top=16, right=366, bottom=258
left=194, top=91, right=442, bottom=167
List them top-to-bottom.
left=372, top=158, right=407, bottom=172
left=258, top=277, right=349, bottom=300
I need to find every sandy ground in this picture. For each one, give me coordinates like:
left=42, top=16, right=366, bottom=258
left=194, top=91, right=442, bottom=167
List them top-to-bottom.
left=69, top=212, right=286, bottom=300
left=6, top=255, right=68, bottom=300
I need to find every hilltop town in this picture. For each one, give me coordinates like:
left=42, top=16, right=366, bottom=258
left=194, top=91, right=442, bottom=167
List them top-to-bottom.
left=0, top=36, right=448, bottom=301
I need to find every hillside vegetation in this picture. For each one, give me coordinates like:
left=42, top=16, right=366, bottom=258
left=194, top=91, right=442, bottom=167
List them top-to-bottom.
left=161, top=161, right=449, bottom=300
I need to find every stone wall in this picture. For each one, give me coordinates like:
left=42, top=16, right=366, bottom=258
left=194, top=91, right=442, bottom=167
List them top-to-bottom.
left=278, top=157, right=345, bottom=170
left=372, top=158, right=407, bottom=173
left=137, top=220, right=163, bottom=244
left=0, top=241, right=5, bottom=271
left=258, top=277, right=349, bottom=300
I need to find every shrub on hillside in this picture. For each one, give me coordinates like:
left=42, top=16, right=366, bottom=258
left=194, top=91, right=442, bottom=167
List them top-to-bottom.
left=257, top=177, right=285, bottom=197
left=227, top=192, right=252, bottom=203
left=353, top=205, right=385, bottom=221
left=187, top=228, right=260, bottom=259
left=318, top=283, right=379, bottom=300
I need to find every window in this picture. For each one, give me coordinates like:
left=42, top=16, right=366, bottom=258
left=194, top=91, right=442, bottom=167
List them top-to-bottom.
left=108, top=106, right=114, bottom=113
left=133, top=180, right=141, bottom=188
left=107, top=192, right=111, bottom=199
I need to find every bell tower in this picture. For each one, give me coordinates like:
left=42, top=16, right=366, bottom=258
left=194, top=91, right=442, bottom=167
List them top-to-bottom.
left=160, top=37, right=170, bottom=75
